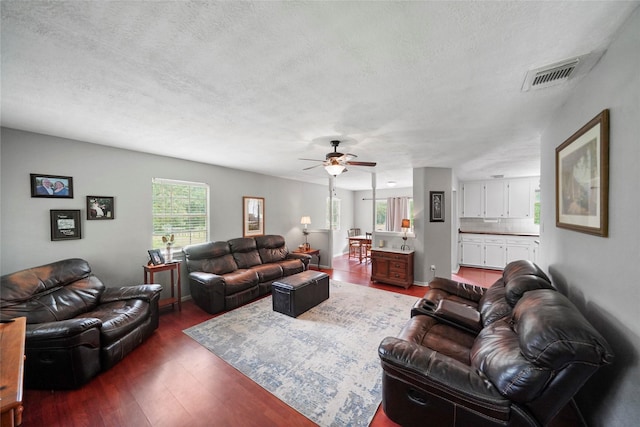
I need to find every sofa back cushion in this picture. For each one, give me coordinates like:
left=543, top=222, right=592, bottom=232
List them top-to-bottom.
left=255, top=235, right=288, bottom=264
left=229, top=237, right=262, bottom=269
left=183, top=241, right=238, bottom=275
left=0, top=258, right=105, bottom=323
left=477, top=279, right=511, bottom=326
left=470, top=289, right=613, bottom=403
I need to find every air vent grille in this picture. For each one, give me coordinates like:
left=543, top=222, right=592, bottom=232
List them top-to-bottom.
left=522, top=56, right=585, bottom=91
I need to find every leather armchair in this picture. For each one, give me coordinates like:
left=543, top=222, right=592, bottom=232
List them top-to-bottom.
left=1, top=258, right=162, bottom=389
left=414, top=260, right=555, bottom=330
left=378, top=289, right=614, bottom=426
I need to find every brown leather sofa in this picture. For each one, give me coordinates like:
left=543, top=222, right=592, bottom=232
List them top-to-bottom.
left=183, top=235, right=310, bottom=314
left=0, top=258, right=162, bottom=389
left=413, top=260, right=555, bottom=332
left=378, top=288, right=614, bottom=426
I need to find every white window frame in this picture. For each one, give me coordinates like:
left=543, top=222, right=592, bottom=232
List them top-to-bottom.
left=152, top=178, right=209, bottom=251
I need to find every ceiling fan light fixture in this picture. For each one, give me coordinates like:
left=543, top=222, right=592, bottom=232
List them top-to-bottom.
left=325, top=164, right=346, bottom=176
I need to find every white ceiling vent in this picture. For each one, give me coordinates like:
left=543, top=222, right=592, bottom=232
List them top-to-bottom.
left=521, top=52, right=602, bottom=92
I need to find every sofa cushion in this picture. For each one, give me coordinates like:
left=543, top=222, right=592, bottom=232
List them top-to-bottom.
left=255, top=235, right=288, bottom=263
left=229, top=238, right=262, bottom=268
left=183, top=241, right=238, bottom=275
left=277, top=259, right=305, bottom=276
left=503, top=259, right=550, bottom=284
left=251, top=263, right=283, bottom=283
left=221, top=269, right=259, bottom=295
left=504, top=274, right=554, bottom=307
left=1, top=275, right=105, bottom=323
left=477, top=280, right=511, bottom=326
left=79, top=299, right=150, bottom=346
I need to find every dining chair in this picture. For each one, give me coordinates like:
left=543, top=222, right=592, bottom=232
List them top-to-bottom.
left=348, top=228, right=361, bottom=259
left=363, top=232, right=373, bottom=263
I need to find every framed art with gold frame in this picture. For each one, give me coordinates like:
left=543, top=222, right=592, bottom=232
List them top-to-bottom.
left=556, top=109, right=609, bottom=237
left=243, top=196, right=264, bottom=237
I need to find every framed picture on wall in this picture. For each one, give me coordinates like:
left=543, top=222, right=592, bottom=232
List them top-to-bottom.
left=556, top=109, right=609, bottom=237
left=31, top=174, right=73, bottom=198
left=430, top=191, right=445, bottom=222
left=87, top=196, right=114, bottom=220
left=243, top=196, right=265, bottom=237
left=50, top=210, right=81, bottom=241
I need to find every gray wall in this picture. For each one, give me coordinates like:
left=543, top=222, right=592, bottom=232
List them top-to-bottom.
left=539, top=7, right=639, bottom=426
left=0, top=128, right=342, bottom=298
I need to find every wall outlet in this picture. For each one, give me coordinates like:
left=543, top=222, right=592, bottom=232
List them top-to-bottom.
left=430, top=265, right=436, bottom=271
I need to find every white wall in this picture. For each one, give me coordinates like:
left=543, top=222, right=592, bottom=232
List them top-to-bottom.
left=539, top=7, right=640, bottom=426
left=0, top=128, right=338, bottom=297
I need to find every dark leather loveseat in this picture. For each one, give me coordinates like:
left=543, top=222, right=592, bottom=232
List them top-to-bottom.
left=183, top=234, right=310, bottom=314
left=0, top=258, right=162, bottom=389
left=378, top=264, right=614, bottom=426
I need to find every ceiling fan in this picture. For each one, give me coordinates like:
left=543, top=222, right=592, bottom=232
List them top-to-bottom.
left=300, top=140, right=377, bottom=176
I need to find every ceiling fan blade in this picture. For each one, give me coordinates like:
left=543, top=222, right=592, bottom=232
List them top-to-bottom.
left=299, top=158, right=325, bottom=162
left=346, top=161, right=377, bottom=167
left=302, top=164, right=323, bottom=170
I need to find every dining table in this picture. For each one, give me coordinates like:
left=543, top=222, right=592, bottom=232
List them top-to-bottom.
left=348, top=234, right=372, bottom=263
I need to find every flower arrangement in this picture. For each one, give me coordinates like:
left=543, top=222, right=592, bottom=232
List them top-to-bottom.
left=162, top=234, right=175, bottom=261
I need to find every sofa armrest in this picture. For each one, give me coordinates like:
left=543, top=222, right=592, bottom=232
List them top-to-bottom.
left=287, top=252, right=311, bottom=269
left=188, top=271, right=226, bottom=314
left=428, top=277, right=486, bottom=302
left=101, top=284, right=163, bottom=304
left=26, top=318, right=102, bottom=342
left=378, top=337, right=509, bottom=414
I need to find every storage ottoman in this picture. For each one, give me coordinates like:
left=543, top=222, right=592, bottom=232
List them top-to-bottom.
left=272, top=270, right=330, bottom=317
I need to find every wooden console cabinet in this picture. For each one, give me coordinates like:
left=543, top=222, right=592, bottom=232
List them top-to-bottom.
left=371, top=249, right=414, bottom=288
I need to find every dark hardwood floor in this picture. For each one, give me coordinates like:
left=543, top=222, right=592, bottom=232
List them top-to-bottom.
left=21, top=256, right=500, bottom=427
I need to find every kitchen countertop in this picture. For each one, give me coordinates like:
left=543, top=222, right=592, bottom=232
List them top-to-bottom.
left=459, top=231, right=539, bottom=237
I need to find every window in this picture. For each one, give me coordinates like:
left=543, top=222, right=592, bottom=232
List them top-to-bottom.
left=152, top=178, right=209, bottom=250
left=534, top=188, right=541, bottom=225
left=326, top=197, right=341, bottom=230
left=377, top=197, right=413, bottom=231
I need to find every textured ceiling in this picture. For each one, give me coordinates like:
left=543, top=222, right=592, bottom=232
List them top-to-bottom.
left=1, top=1, right=638, bottom=190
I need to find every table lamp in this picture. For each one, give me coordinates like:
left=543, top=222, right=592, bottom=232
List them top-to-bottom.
left=301, top=216, right=311, bottom=249
left=401, top=218, right=411, bottom=250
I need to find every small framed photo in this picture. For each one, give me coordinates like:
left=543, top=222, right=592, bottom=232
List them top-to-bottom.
left=556, top=109, right=609, bottom=237
left=31, top=174, right=74, bottom=198
left=430, top=191, right=445, bottom=222
left=87, top=196, right=115, bottom=220
left=243, top=196, right=265, bottom=237
left=50, top=210, right=82, bottom=241
left=147, top=249, right=165, bottom=266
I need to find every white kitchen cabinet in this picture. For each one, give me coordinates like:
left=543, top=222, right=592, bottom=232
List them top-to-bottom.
left=461, top=177, right=538, bottom=219
left=507, top=178, right=534, bottom=218
left=461, top=181, right=484, bottom=218
left=485, top=181, right=507, bottom=218
left=460, top=234, right=538, bottom=269
left=460, top=236, right=483, bottom=266
left=484, top=237, right=506, bottom=268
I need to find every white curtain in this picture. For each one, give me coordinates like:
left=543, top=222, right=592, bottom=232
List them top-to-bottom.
left=385, top=197, right=410, bottom=231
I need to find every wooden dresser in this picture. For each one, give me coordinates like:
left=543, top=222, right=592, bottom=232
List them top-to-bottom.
left=371, top=249, right=414, bottom=288
left=1, top=317, right=26, bottom=427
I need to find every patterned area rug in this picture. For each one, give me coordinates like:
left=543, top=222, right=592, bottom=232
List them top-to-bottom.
left=183, top=280, right=417, bottom=426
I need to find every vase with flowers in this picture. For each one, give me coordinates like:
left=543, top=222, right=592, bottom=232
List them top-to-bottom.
left=162, top=234, right=175, bottom=262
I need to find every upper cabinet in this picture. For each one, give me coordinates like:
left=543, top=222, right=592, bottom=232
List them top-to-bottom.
left=461, top=177, right=538, bottom=219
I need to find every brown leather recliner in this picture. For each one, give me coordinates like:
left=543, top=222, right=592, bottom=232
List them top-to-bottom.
left=1, top=258, right=162, bottom=389
left=413, top=260, right=555, bottom=332
left=378, top=289, right=614, bottom=426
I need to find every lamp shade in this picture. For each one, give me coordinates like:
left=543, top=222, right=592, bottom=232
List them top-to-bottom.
left=324, top=164, right=346, bottom=176
left=300, top=216, right=311, bottom=225
left=401, top=219, right=411, bottom=229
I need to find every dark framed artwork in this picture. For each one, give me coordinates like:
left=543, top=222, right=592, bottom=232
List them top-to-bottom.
left=556, top=109, right=609, bottom=237
left=31, top=174, right=73, bottom=198
left=430, top=191, right=445, bottom=222
left=87, top=196, right=114, bottom=220
left=243, top=196, right=265, bottom=237
left=50, top=210, right=82, bottom=241
left=147, top=249, right=165, bottom=266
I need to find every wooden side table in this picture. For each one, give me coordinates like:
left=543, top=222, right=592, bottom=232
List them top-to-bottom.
left=293, top=248, right=321, bottom=269
left=143, top=262, right=182, bottom=311
left=1, top=317, right=26, bottom=427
